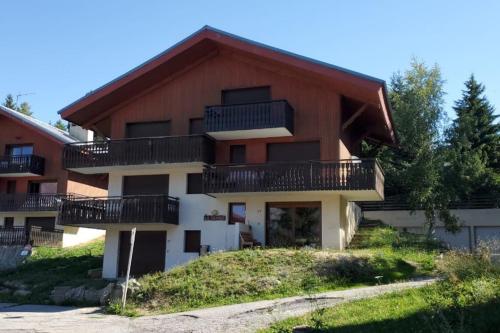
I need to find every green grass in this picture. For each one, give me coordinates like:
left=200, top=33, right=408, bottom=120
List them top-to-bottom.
left=109, top=227, right=439, bottom=315
left=0, top=239, right=106, bottom=304
left=262, top=249, right=500, bottom=333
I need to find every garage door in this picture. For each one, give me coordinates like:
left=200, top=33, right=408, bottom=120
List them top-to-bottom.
left=25, top=217, right=56, bottom=231
left=434, top=227, right=471, bottom=250
left=475, top=227, right=500, bottom=252
left=118, top=231, right=166, bottom=277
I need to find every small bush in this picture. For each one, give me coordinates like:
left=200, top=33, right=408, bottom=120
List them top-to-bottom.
left=437, top=249, right=499, bottom=282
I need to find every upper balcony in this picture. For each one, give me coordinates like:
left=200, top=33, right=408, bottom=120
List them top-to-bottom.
left=204, top=100, right=294, bottom=140
left=63, top=135, right=215, bottom=174
left=0, top=155, right=45, bottom=177
left=203, top=159, right=384, bottom=201
left=0, top=193, right=73, bottom=212
left=58, top=194, right=179, bottom=227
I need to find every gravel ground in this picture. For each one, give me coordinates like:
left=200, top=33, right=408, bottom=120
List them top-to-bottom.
left=0, top=278, right=436, bottom=333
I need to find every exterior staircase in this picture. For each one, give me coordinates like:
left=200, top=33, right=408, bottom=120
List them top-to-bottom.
left=348, top=219, right=386, bottom=249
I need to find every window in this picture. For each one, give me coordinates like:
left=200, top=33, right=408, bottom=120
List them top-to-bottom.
left=222, top=87, right=271, bottom=105
left=189, top=118, right=204, bottom=135
left=125, top=121, right=171, bottom=138
left=267, top=141, right=320, bottom=162
left=6, top=144, right=33, bottom=156
left=230, top=145, right=246, bottom=164
left=187, top=173, right=203, bottom=194
left=122, top=175, right=169, bottom=195
left=6, top=181, right=16, bottom=194
left=28, top=181, right=57, bottom=194
left=229, top=203, right=246, bottom=224
left=4, top=217, right=14, bottom=228
left=184, top=230, right=201, bottom=253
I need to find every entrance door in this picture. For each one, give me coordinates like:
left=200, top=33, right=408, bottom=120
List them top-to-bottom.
left=266, top=202, right=321, bottom=247
left=118, top=230, right=167, bottom=277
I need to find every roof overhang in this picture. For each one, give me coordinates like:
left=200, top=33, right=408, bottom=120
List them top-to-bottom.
left=59, top=26, right=396, bottom=144
left=0, top=106, right=74, bottom=145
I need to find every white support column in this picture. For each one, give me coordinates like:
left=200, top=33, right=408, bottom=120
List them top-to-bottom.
left=321, top=195, right=343, bottom=249
left=102, top=228, right=119, bottom=279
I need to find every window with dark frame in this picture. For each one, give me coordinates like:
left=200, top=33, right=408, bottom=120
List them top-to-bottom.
left=222, top=87, right=271, bottom=105
left=189, top=118, right=204, bottom=135
left=125, top=121, right=171, bottom=138
left=267, top=141, right=320, bottom=162
left=6, top=144, right=33, bottom=156
left=230, top=145, right=246, bottom=164
left=186, top=173, right=203, bottom=194
left=6, top=181, right=16, bottom=194
left=228, top=203, right=246, bottom=224
left=4, top=217, right=14, bottom=228
left=184, top=230, right=201, bottom=253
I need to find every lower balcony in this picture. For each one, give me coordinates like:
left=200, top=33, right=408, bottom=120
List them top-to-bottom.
left=0, top=155, right=45, bottom=176
left=203, top=159, right=384, bottom=200
left=0, top=193, right=72, bottom=212
left=59, top=194, right=180, bottom=227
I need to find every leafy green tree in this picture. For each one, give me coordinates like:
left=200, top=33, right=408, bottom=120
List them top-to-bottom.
left=364, top=59, right=459, bottom=234
left=445, top=75, right=499, bottom=198
left=2, top=94, right=33, bottom=116
left=3, top=94, right=16, bottom=109
left=52, top=119, right=68, bottom=131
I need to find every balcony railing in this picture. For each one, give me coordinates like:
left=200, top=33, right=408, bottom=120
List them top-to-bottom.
left=204, top=100, right=294, bottom=134
left=63, top=135, right=215, bottom=170
left=0, top=154, right=45, bottom=175
left=203, top=159, right=384, bottom=196
left=0, top=193, right=74, bottom=212
left=59, top=194, right=180, bottom=225
left=0, top=226, right=63, bottom=247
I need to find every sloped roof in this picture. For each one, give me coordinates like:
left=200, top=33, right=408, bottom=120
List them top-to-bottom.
left=58, top=25, right=396, bottom=143
left=0, top=105, right=77, bottom=144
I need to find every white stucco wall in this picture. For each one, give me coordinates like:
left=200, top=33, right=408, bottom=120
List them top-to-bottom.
left=100, top=165, right=349, bottom=278
left=364, top=209, right=500, bottom=250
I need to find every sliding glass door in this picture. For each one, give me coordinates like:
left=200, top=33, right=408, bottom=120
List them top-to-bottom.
left=266, top=202, right=321, bottom=247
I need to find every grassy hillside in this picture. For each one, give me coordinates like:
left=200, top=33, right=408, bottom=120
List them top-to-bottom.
left=111, top=227, right=439, bottom=315
left=0, top=239, right=105, bottom=304
left=262, top=249, right=500, bottom=333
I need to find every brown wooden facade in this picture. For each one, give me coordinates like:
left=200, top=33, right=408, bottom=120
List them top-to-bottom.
left=60, top=27, right=396, bottom=168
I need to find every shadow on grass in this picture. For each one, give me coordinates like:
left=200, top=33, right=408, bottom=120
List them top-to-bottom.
left=0, top=254, right=105, bottom=304
left=300, top=299, right=500, bottom=333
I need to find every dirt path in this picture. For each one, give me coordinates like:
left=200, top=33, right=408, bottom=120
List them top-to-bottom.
left=0, top=278, right=436, bottom=333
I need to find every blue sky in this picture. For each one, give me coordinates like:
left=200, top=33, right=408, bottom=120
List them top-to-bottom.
left=1, top=1, right=499, bottom=124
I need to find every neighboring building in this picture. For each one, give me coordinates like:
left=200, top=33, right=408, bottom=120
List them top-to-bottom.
left=58, top=26, right=396, bottom=278
left=0, top=105, right=107, bottom=247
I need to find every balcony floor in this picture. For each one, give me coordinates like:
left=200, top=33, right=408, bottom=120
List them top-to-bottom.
left=207, top=127, right=292, bottom=140
left=66, top=161, right=205, bottom=174
left=0, top=172, right=43, bottom=177
left=206, top=189, right=384, bottom=201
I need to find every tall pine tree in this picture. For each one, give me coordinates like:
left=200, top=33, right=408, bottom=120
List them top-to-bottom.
left=446, top=75, right=500, bottom=197
left=2, top=94, right=33, bottom=116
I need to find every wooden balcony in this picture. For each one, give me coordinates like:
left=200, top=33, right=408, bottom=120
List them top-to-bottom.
left=204, top=100, right=294, bottom=140
left=63, top=135, right=215, bottom=173
left=0, top=154, right=45, bottom=176
left=203, top=159, right=385, bottom=200
left=0, top=193, right=73, bottom=212
left=59, top=194, right=180, bottom=226
left=0, top=226, right=63, bottom=247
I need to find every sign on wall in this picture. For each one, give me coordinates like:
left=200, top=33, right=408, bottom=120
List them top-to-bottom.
left=204, top=209, right=226, bottom=221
